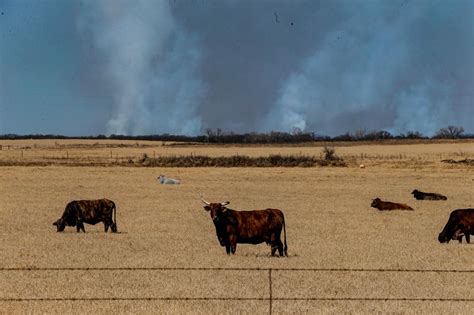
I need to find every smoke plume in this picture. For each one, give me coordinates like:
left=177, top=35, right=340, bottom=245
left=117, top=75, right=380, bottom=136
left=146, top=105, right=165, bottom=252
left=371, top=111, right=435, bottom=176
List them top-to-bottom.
left=77, top=0, right=204, bottom=135
left=1, top=1, right=472, bottom=136
left=264, top=1, right=474, bottom=136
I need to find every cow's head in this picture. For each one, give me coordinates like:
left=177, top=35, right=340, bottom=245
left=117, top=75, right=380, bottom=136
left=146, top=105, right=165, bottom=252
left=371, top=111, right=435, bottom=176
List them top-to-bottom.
left=411, top=190, right=419, bottom=195
left=201, top=198, right=230, bottom=223
left=371, top=198, right=381, bottom=208
left=52, top=218, right=66, bottom=232
left=438, top=218, right=463, bottom=243
left=438, top=231, right=449, bottom=243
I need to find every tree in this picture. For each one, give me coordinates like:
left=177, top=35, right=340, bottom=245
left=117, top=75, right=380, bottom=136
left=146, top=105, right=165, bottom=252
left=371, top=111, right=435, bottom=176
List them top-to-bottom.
left=434, top=126, right=464, bottom=139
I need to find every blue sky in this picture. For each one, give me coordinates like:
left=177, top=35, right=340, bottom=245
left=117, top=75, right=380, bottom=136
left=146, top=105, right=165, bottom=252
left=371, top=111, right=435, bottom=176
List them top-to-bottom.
left=0, top=0, right=473, bottom=136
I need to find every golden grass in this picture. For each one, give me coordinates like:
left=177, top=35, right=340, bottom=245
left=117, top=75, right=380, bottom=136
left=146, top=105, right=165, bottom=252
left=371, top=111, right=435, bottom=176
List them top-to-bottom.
left=0, top=139, right=473, bottom=169
left=0, top=140, right=473, bottom=314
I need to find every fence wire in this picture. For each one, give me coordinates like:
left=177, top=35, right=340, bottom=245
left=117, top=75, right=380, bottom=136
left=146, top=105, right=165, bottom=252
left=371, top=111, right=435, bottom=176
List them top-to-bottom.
left=2, top=267, right=473, bottom=315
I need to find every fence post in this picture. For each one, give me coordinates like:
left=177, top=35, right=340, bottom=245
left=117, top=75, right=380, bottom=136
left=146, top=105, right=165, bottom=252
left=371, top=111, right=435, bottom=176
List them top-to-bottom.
left=269, top=268, right=272, bottom=315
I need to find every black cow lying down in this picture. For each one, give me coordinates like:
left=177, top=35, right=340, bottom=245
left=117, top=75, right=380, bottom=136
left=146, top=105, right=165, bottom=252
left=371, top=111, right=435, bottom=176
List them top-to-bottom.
left=412, top=189, right=447, bottom=200
left=201, top=198, right=288, bottom=256
left=53, top=199, right=117, bottom=233
left=438, top=209, right=474, bottom=244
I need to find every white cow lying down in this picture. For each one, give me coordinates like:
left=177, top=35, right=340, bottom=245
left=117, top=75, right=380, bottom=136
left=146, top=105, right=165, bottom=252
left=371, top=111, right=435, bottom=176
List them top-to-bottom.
left=158, top=175, right=180, bottom=185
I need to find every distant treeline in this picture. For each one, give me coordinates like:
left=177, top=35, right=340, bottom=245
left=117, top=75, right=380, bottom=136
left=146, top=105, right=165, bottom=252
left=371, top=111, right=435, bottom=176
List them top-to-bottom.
left=0, top=126, right=471, bottom=144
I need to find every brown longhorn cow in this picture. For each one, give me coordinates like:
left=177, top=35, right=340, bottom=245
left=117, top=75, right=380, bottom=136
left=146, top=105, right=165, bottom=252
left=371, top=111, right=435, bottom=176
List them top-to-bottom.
left=201, top=198, right=287, bottom=256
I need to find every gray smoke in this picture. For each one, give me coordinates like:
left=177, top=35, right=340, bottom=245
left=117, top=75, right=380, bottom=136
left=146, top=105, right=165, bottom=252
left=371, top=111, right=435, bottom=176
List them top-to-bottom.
left=77, top=0, right=204, bottom=135
left=4, top=1, right=467, bottom=136
left=74, top=1, right=473, bottom=136
left=264, top=1, right=474, bottom=136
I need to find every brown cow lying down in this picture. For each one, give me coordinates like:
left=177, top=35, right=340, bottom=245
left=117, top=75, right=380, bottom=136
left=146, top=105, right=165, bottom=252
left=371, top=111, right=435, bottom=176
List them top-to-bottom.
left=411, top=189, right=447, bottom=200
left=201, top=198, right=288, bottom=256
left=371, top=198, right=414, bottom=211
left=53, top=199, right=117, bottom=233
left=438, top=208, right=474, bottom=244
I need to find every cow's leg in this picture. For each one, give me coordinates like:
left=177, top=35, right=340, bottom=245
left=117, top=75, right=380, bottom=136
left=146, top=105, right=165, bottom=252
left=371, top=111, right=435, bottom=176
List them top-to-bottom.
left=104, top=218, right=114, bottom=232
left=77, top=221, right=85, bottom=233
left=111, top=222, right=117, bottom=233
left=270, top=232, right=283, bottom=257
left=270, top=233, right=276, bottom=256
left=465, top=233, right=470, bottom=244
left=458, top=235, right=463, bottom=243
left=229, top=236, right=237, bottom=254
left=271, top=239, right=284, bottom=257
left=277, top=239, right=284, bottom=257
left=225, top=245, right=231, bottom=255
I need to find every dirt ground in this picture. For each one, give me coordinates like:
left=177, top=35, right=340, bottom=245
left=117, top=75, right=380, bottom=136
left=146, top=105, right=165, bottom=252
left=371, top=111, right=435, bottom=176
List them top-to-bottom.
left=0, top=140, right=473, bottom=314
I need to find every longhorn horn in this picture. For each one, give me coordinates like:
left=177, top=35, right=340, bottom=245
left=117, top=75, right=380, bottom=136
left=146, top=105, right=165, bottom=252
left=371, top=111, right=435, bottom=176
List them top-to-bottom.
left=199, top=194, right=210, bottom=205
left=221, top=201, right=230, bottom=206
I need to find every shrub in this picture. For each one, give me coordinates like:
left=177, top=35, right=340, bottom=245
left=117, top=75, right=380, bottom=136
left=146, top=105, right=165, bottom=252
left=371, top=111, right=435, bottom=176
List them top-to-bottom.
left=323, top=146, right=338, bottom=161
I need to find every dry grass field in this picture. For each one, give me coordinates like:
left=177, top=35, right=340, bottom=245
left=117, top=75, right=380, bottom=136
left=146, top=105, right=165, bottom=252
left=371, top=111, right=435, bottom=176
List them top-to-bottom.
left=0, top=140, right=473, bottom=314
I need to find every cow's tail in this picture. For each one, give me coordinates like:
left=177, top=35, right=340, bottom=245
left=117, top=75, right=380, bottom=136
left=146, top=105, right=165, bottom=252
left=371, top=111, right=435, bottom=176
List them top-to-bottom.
left=112, top=201, right=117, bottom=232
left=114, top=202, right=117, bottom=224
left=283, top=215, right=288, bottom=257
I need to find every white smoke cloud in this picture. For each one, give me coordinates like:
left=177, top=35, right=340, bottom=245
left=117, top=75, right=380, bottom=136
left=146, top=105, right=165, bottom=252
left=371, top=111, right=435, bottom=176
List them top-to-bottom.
left=77, top=0, right=204, bottom=135
left=265, top=1, right=474, bottom=136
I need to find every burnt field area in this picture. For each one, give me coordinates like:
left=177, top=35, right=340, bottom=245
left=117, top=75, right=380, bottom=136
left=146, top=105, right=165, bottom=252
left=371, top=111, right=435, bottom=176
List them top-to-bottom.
left=0, top=140, right=473, bottom=314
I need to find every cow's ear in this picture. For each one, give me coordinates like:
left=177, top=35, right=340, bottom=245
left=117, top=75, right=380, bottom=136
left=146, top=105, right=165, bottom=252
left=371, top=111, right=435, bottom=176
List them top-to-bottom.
left=203, top=206, right=210, bottom=211
left=222, top=207, right=228, bottom=213
left=53, top=221, right=57, bottom=226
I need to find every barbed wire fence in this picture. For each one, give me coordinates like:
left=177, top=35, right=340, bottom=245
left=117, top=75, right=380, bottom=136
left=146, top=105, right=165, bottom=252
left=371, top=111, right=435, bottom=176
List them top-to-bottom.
left=2, top=267, right=474, bottom=314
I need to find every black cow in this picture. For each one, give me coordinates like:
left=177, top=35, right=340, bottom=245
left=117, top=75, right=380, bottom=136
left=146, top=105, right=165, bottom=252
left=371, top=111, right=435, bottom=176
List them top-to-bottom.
left=411, top=189, right=447, bottom=200
left=53, top=199, right=117, bottom=233
left=201, top=199, right=288, bottom=256
left=438, top=208, right=474, bottom=243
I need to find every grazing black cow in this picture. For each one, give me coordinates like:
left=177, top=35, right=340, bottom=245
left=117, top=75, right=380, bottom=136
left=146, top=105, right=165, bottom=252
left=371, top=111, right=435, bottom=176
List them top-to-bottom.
left=411, top=189, right=447, bottom=200
left=201, top=198, right=288, bottom=256
left=371, top=198, right=414, bottom=211
left=53, top=199, right=117, bottom=233
left=438, top=209, right=474, bottom=244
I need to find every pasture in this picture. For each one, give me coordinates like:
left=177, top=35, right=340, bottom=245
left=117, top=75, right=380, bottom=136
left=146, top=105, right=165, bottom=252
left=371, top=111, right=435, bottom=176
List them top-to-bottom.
left=0, top=140, right=473, bottom=314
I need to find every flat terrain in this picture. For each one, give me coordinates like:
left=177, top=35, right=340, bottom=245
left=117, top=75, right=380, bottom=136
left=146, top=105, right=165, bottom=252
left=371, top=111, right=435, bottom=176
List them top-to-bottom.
left=0, top=140, right=473, bottom=314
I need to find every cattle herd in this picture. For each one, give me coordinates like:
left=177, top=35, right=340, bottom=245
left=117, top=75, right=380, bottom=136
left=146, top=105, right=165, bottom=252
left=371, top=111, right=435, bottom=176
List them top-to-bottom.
left=53, top=188, right=472, bottom=256
left=371, top=189, right=473, bottom=245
